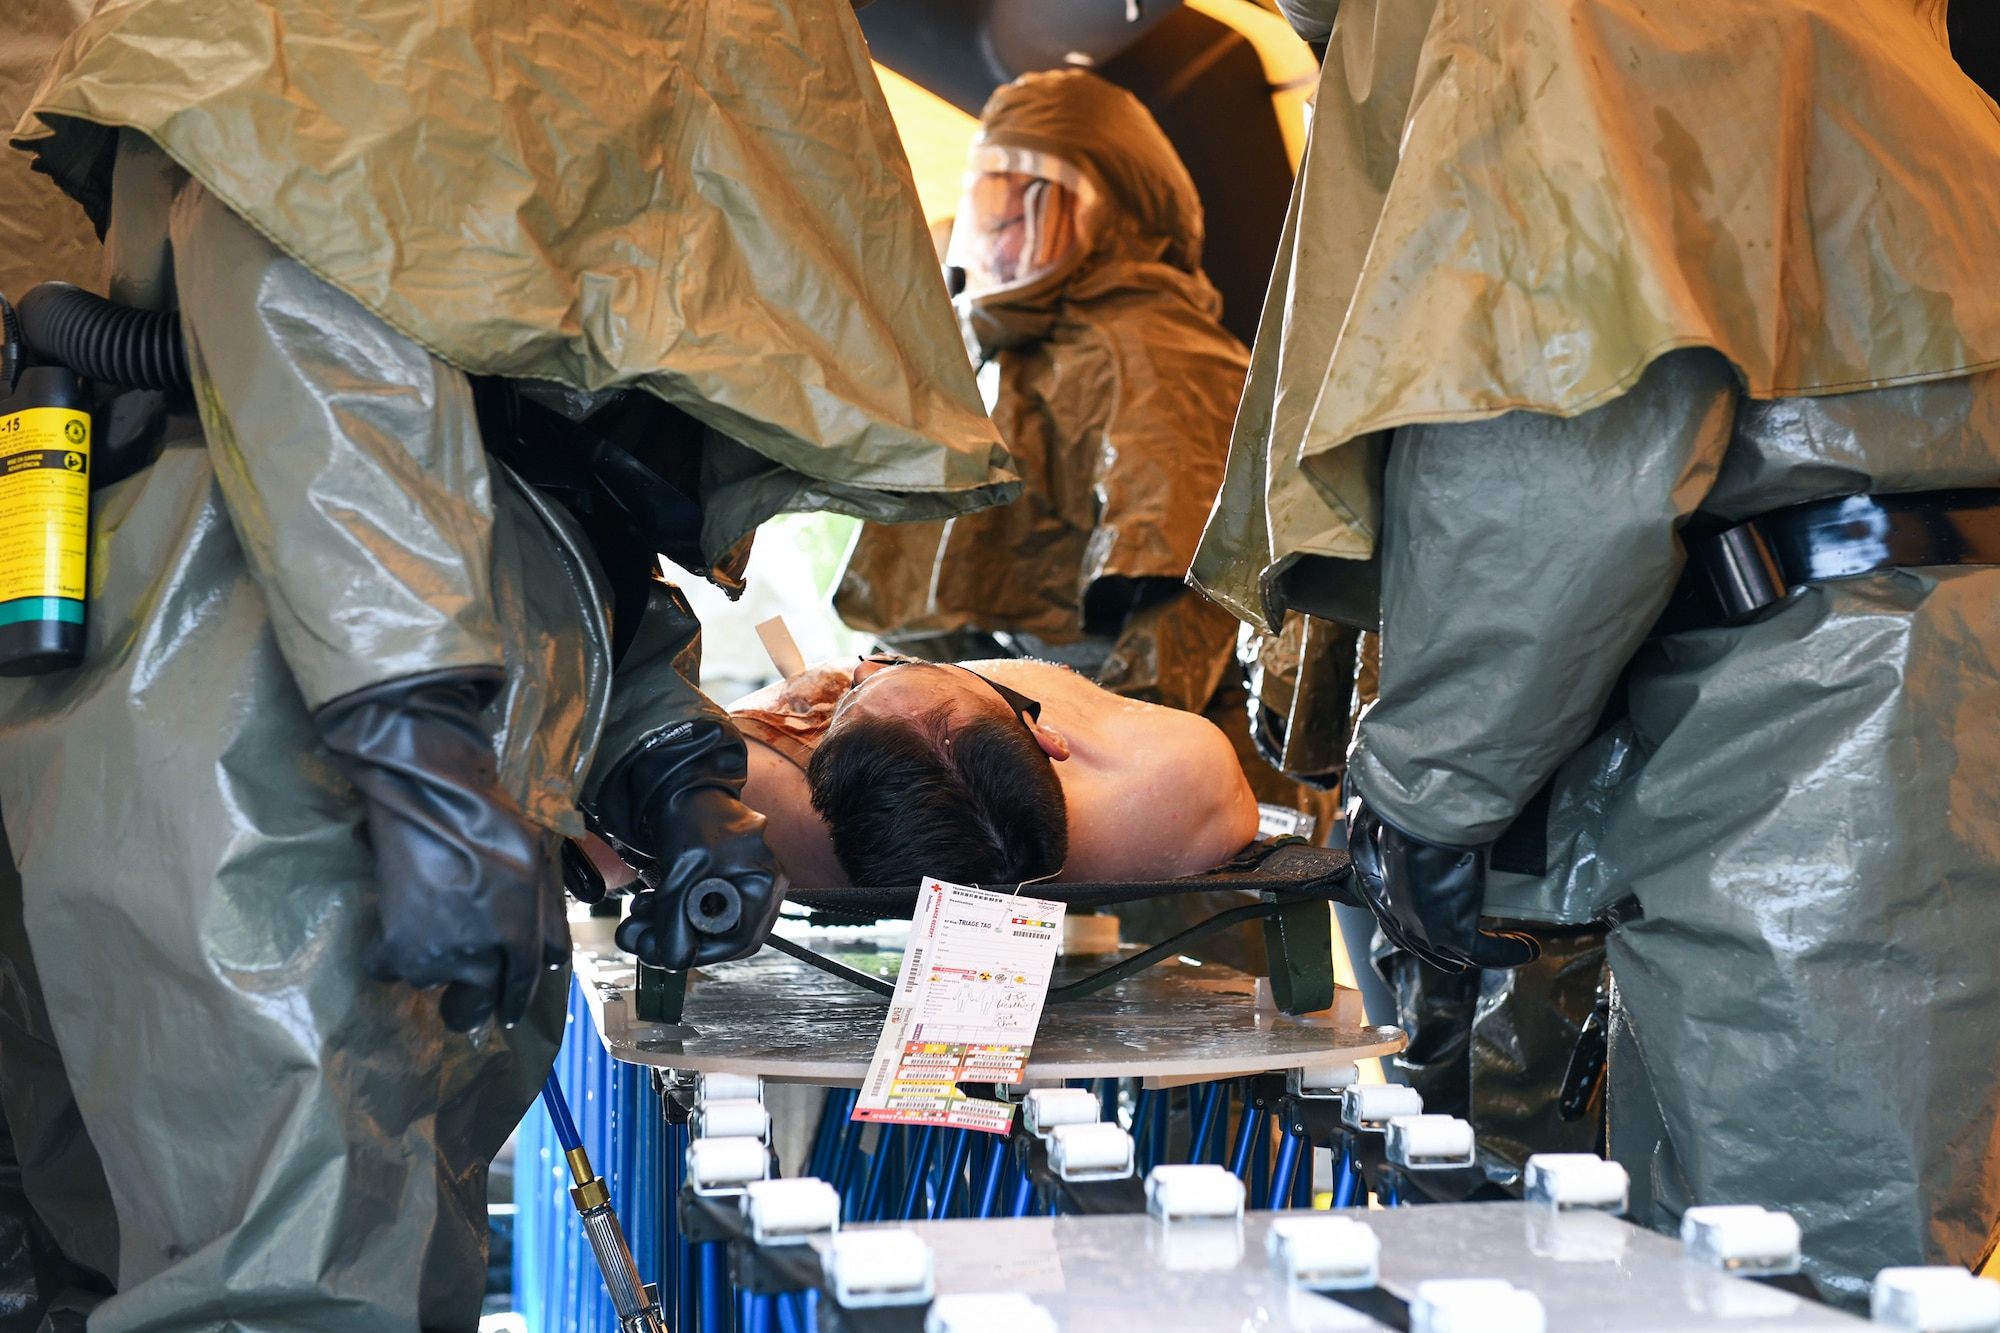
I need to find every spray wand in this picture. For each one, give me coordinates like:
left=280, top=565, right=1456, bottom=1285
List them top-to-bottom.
left=540, top=1072, right=669, bottom=1333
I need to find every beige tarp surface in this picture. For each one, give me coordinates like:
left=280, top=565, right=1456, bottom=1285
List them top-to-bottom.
left=14, top=0, right=1014, bottom=537
left=1194, top=0, right=2000, bottom=627
left=0, top=2, right=98, bottom=300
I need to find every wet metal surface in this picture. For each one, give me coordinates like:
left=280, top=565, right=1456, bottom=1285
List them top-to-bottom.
left=573, top=922, right=1403, bottom=1086
left=843, top=1205, right=1864, bottom=1331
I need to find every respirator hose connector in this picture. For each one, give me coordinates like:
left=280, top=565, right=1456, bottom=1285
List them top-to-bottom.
left=15, top=282, right=189, bottom=390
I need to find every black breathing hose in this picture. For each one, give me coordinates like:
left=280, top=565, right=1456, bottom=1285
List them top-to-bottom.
left=14, top=283, right=190, bottom=391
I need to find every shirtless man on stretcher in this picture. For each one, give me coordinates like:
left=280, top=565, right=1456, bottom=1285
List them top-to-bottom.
left=728, top=655, right=1260, bottom=888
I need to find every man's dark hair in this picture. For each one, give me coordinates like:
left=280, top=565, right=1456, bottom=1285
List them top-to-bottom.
left=806, top=706, right=1068, bottom=886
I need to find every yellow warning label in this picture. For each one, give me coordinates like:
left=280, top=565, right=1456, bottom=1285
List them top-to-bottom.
left=0, top=407, right=90, bottom=605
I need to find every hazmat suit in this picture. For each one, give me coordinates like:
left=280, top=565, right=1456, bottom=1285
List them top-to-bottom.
left=1193, top=0, right=2000, bottom=1301
left=0, top=2, right=1011, bottom=1330
left=0, top=3, right=94, bottom=303
left=0, top=17, right=108, bottom=1332
left=836, top=69, right=1335, bottom=880
left=838, top=69, right=1245, bottom=716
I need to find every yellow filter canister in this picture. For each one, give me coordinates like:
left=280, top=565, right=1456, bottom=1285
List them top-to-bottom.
left=0, top=366, right=88, bottom=675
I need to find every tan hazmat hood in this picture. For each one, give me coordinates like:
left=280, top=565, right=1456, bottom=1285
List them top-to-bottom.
left=13, top=0, right=1015, bottom=544
left=1194, top=0, right=2000, bottom=628
left=0, top=1, right=98, bottom=299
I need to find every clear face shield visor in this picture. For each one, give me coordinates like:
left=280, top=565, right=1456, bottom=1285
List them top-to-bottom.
left=946, top=145, right=1101, bottom=300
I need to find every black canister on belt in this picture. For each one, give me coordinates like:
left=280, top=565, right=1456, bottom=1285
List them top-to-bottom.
left=0, top=365, right=89, bottom=675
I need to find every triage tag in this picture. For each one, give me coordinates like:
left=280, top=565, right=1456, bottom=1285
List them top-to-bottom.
left=853, top=878, right=1065, bottom=1133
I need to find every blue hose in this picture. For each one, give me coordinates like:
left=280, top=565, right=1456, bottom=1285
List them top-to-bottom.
left=540, top=1072, right=584, bottom=1155
left=1230, top=1108, right=1265, bottom=1179
left=896, top=1126, right=937, bottom=1221
left=1268, top=1132, right=1301, bottom=1209
left=975, top=1136, right=1008, bottom=1218
left=1331, top=1141, right=1360, bottom=1209
left=1009, top=1167, right=1035, bottom=1217
left=700, top=1243, right=729, bottom=1332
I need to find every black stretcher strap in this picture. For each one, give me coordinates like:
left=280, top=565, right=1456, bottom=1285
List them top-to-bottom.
left=1686, top=487, right=2000, bottom=623
left=782, top=840, right=1359, bottom=922
left=764, top=841, right=1359, bottom=1006
left=764, top=900, right=1312, bottom=1005
left=762, top=932, right=895, bottom=998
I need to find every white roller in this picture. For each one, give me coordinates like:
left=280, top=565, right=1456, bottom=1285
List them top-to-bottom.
left=1290, top=1063, right=1360, bottom=1098
left=697, top=1072, right=762, bottom=1103
left=1341, top=1082, right=1424, bottom=1130
left=1024, top=1087, right=1099, bottom=1137
left=693, top=1097, right=770, bottom=1142
left=1385, top=1114, right=1476, bottom=1169
left=1049, top=1122, right=1134, bottom=1181
left=685, top=1136, right=768, bottom=1194
left=1523, top=1153, right=1629, bottom=1212
left=1146, top=1163, right=1246, bottom=1222
left=744, top=1177, right=840, bottom=1244
left=1680, top=1204, right=1802, bottom=1276
left=1266, top=1215, right=1380, bottom=1291
left=823, top=1229, right=934, bottom=1308
left=1873, top=1267, right=2000, bottom=1331
left=1410, top=1279, right=1547, bottom=1333
left=925, top=1292, right=1060, bottom=1333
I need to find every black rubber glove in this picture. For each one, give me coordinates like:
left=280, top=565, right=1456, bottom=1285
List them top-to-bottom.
left=316, top=668, right=564, bottom=1031
left=594, top=716, right=783, bottom=971
left=1345, top=794, right=1539, bottom=973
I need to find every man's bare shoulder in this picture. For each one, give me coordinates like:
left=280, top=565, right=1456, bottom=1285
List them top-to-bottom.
left=959, top=657, right=1093, bottom=693
left=962, top=659, right=1258, bottom=880
left=967, top=659, right=1221, bottom=747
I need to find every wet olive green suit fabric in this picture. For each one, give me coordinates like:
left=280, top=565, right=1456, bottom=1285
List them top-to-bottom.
left=1192, top=0, right=2000, bottom=1301
left=0, top=3, right=1010, bottom=1330
left=838, top=72, right=1246, bottom=714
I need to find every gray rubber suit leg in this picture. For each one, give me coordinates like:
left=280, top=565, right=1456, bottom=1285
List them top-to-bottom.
left=0, top=170, right=610, bottom=1327
left=1346, top=350, right=1736, bottom=846
left=0, top=446, right=577, bottom=1333
left=1603, top=568, right=2000, bottom=1306
left=0, top=817, right=116, bottom=1333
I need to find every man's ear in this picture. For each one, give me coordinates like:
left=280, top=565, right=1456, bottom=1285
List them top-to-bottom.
left=1027, top=718, right=1071, bottom=762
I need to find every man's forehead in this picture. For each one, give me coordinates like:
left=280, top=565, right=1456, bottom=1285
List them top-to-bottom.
left=833, top=660, right=997, bottom=725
